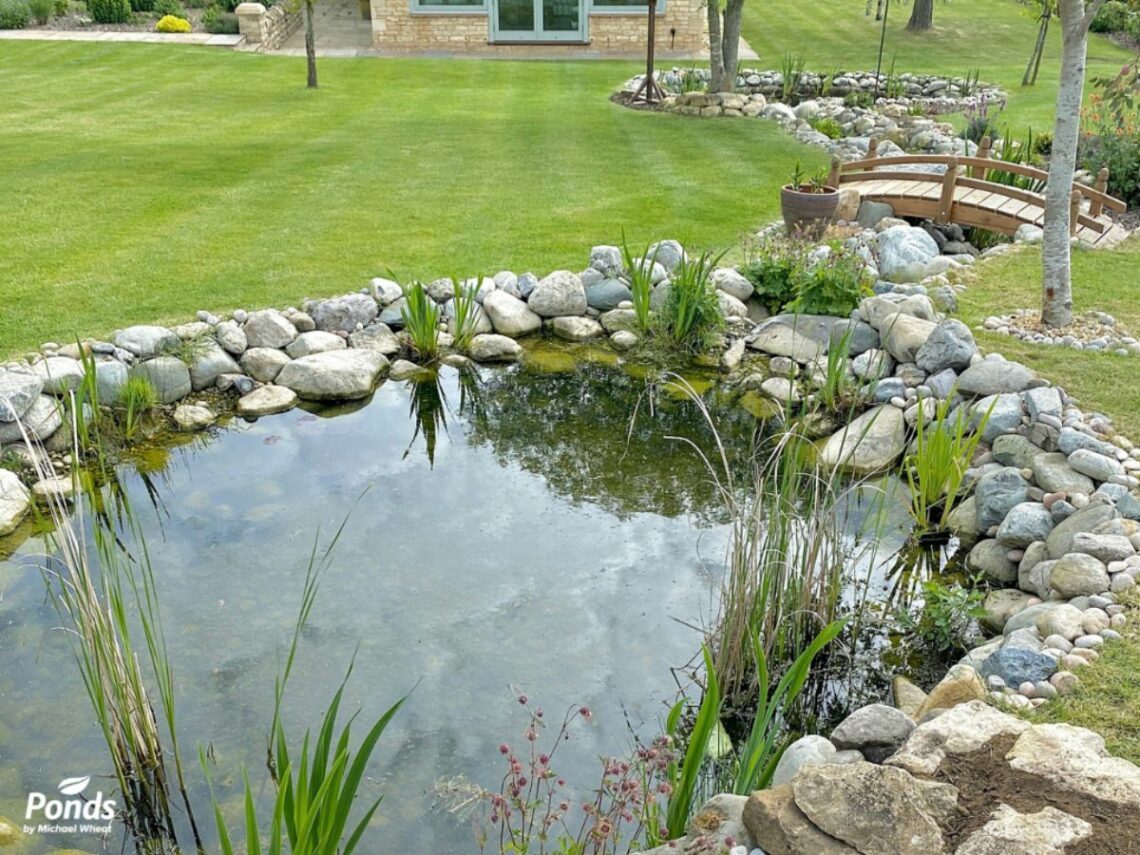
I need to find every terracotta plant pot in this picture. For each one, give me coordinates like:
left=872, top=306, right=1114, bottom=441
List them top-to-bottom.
left=780, top=184, right=840, bottom=239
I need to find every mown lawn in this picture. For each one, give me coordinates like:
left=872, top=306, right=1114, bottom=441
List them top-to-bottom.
left=741, top=0, right=1132, bottom=132
left=0, top=43, right=818, bottom=356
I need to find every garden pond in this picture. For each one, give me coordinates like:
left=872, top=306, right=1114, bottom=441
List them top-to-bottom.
left=0, top=342, right=945, bottom=854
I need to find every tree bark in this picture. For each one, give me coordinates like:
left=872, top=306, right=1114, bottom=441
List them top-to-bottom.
left=305, top=0, right=318, bottom=89
left=707, top=0, right=726, bottom=92
left=721, top=0, right=745, bottom=89
left=907, top=0, right=934, bottom=31
left=1041, top=0, right=1105, bottom=328
left=1023, top=8, right=1051, bottom=87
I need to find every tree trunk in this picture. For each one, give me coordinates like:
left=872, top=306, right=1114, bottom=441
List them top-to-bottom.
left=305, top=0, right=318, bottom=89
left=707, top=0, right=726, bottom=92
left=721, top=0, right=745, bottom=89
left=907, top=0, right=934, bottom=31
left=1041, top=0, right=1105, bottom=328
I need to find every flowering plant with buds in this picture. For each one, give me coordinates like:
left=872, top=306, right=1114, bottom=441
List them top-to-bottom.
left=1081, top=57, right=1140, bottom=206
left=438, top=692, right=683, bottom=855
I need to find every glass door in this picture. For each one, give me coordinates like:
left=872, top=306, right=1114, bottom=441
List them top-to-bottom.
left=492, top=0, right=584, bottom=41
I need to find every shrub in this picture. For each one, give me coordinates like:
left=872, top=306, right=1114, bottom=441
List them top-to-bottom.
left=0, top=0, right=31, bottom=27
left=27, top=0, right=51, bottom=23
left=52, top=0, right=66, bottom=12
left=87, top=0, right=129, bottom=21
left=129, top=0, right=152, bottom=10
left=153, top=0, right=184, bottom=16
left=1091, top=0, right=1133, bottom=32
left=201, top=3, right=236, bottom=31
left=155, top=12, right=189, bottom=29
left=1082, top=64, right=1140, bottom=207
left=843, top=90, right=874, bottom=109
left=809, top=116, right=845, bottom=140
left=787, top=245, right=871, bottom=317
left=740, top=250, right=798, bottom=313
left=663, top=252, right=724, bottom=351
left=400, top=280, right=442, bottom=361
left=897, top=578, right=987, bottom=654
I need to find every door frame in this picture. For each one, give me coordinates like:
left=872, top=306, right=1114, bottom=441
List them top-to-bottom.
left=488, top=0, right=588, bottom=43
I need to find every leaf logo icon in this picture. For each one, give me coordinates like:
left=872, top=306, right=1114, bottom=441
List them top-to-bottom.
left=58, top=776, right=90, bottom=796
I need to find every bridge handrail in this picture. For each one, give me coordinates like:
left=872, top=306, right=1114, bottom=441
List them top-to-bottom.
left=828, top=137, right=1126, bottom=215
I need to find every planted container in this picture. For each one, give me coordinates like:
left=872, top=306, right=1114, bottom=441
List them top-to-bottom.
left=780, top=184, right=839, bottom=238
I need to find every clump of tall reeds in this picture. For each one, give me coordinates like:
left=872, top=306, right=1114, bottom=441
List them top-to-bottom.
left=401, top=280, right=443, bottom=360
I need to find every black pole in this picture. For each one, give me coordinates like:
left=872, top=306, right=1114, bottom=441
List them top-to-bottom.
left=874, top=0, right=890, bottom=101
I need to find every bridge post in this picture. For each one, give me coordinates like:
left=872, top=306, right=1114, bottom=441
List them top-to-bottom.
left=971, top=136, right=992, bottom=180
left=867, top=138, right=879, bottom=160
left=827, top=156, right=842, bottom=190
left=937, top=157, right=959, bottom=223
left=1089, top=167, right=1109, bottom=218
left=1070, top=189, right=1082, bottom=236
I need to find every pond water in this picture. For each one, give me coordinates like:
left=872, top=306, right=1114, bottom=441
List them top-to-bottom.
left=0, top=344, right=927, bottom=854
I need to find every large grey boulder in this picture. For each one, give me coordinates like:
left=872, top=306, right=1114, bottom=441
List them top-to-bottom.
left=857, top=200, right=894, bottom=229
left=875, top=225, right=940, bottom=282
left=647, top=239, right=686, bottom=271
left=588, top=245, right=623, bottom=278
left=710, top=267, right=754, bottom=301
left=527, top=271, right=587, bottom=317
left=369, top=277, right=403, bottom=306
left=585, top=279, right=633, bottom=311
left=483, top=290, right=542, bottom=337
left=306, top=294, right=378, bottom=333
left=859, top=294, right=936, bottom=329
left=243, top=310, right=298, bottom=349
left=879, top=313, right=938, bottom=364
left=748, top=314, right=878, bottom=362
left=552, top=316, right=603, bottom=342
left=915, top=319, right=978, bottom=374
left=215, top=320, right=248, bottom=356
left=349, top=323, right=401, bottom=356
left=113, top=325, right=179, bottom=358
left=284, top=331, right=347, bottom=360
left=467, top=334, right=522, bottom=363
left=189, top=344, right=241, bottom=391
left=240, top=348, right=291, bottom=383
left=275, top=350, right=389, bottom=401
left=32, top=357, right=85, bottom=395
left=131, top=357, right=191, bottom=405
left=958, top=358, right=1036, bottom=396
left=95, top=360, right=128, bottom=403
left=0, top=366, right=43, bottom=422
left=235, top=385, right=298, bottom=418
left=1024, top=386, right=1063, bottom=422
left=974, top=393, right=1024, bottom=444
left=0, top=395, right=62, bottom=445
left=818, top=405, right=906, bottom=475
left=1058, top=426, right=1118, bottom=458
left=991, top=435, right=1041, bottom=470
left=1068, top=448, right=1125, bottom=482
left=1032, top=453, right=1096, bottom=495
left=975, top=467, right=1030, bottom=529
left=0, top=469, right=31, bottom=536
left=1046, top=499, right=1119, bottom=558
left=996, top=502, right=1055, bottom=548
left=1072, top=532, right=1135, bottom=562
left=968, top=538, right=1018, bottom=584
left=1049, top=552, right=1110, bottom=597
left=887, top=701, right=1030, bottom=777
left=830, top=704, right=915, bottom=763
left=1006, top=723, right=1140, bottom=808
left=771, top=736, right=838, bottom=788
left=956, top=805, right=1092, bottom=855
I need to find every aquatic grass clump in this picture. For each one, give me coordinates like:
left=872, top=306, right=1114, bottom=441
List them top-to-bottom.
left=620, top=238, right=657, bottom=334
left=662, top=251, right=725, bottom=352
left=450, top=277, right=482, bottom=352
left=401, top=280, right=443, bottom=360
left=118, top=375, right=160, bottom=438
left=905, top=394, right=992, bottom=536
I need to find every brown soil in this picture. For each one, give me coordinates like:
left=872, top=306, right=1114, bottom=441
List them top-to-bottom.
left=610, top=91, right=669, bottom=113
left=1108, top=207, right=1140, bottom=232
left=930, top=734, right=1140, bottom=854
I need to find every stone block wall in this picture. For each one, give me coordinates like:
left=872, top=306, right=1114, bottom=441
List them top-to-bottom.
left=370, top=0, right=705, bottom=54
left=235, top=1, right=303, bottom=50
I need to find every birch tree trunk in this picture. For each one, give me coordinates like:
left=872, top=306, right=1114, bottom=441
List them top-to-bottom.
left=707, top=0, right=726, bottom=93
left=721, top=0, right=745, bottom=88
left=1041, top=0, right=1105, bottom=328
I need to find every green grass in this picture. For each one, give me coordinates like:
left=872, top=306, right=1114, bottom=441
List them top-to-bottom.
left=741, top=0, right=1133, bottom=131
left=0, top=43, right=817, bottom=356
left=956, top=238, right=1140, bottom=439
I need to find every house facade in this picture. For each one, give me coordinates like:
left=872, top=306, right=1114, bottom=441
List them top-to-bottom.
left=369, top=0, right=707, bottom=54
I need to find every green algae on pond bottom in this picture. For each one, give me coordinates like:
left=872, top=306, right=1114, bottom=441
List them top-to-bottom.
left=0, top=350, right=946, bottom=854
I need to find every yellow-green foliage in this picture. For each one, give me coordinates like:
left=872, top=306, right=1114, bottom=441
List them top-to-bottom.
left=155, top=13, right=189, bottom=31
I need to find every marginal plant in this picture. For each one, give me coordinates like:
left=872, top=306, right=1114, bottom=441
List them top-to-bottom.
left=779, top=52, right=806, bottom=104
left=620, top=237, right=658, bottom=334
left=662, top=251, right=724, bottom=351
left=450, top=278, right=482, bottom=352
left=401, top=279, right=443, bottom=361
left=808, top=327, right=866, bottom=417
left=119, top=374, right=160, bottom=438
left=904, top=394, right=993, bottom=536
left=896, top=575, right=987, bottom=654
left=663, top=645, right=720, bottom=840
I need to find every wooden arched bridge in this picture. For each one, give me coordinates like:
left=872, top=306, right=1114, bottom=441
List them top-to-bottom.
left=826, top=138, right=1128, bottom=248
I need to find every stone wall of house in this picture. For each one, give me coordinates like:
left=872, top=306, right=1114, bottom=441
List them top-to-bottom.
left=369, top=0, right=705, bottom=54
left=235, top=1, right=303, bottom=51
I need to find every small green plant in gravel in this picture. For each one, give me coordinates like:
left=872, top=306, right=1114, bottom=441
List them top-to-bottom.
left=808, top=116, right=844, bottom=140
left=620, top=238, right=658, bottom=334
left=897, top=575, right=987, bottom=654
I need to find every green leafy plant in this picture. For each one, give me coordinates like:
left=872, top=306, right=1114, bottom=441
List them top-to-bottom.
left=0, top=0, right=32, bottom=25
left=27, top=0, right=51, bottom=24
left=52, top=0, right=67, bottom=14
left=87, top=0, right=130, bottom=22
left=129, top=0, right=153, bottom=10
left=153, top=0, right=184, bottom=16
left=1090, top=0, right=1134, bottom=33
left=201, top=5, right=237, bottom=31
left=779, top=52, right=806, bottom=104
left=884, top=58, right=905, bottom=100
left=1082, top=62, right=1140, bottom=206
left=680, top=67, right=705, bottom=94
left=957, top=68, right=983, bottom=98
left=843, top=90, right=875, bottom=109
left=808, top=116, right=845, bottom=140
left=620, top=237, right=658, bottom=334
left=786, top=245, right=871, bottom=317
left=739, top=248, right=799, bottom=313
left=662, top=251, right=724, bottom=351
left=449, top=278, right=481, bottom=351
left=401, top=280, right=443, bottom=361
left=810, top=326, right=866, bottom=416
left=118, top=374, right=159, bottom=438
left=904, top=393, right=992, bottom=535
left=897, top=576, right=987, bottom=654
left=731, top=620, right=845, bottom=793
left=664, top=645, right=720, bottom=839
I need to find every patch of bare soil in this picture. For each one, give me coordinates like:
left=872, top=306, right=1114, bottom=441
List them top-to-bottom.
left=610, top=91, right=668, bottom=113
left=1107, top=206, right=1140, bottom=232
left=931, top=734, right=1140, bottom=854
